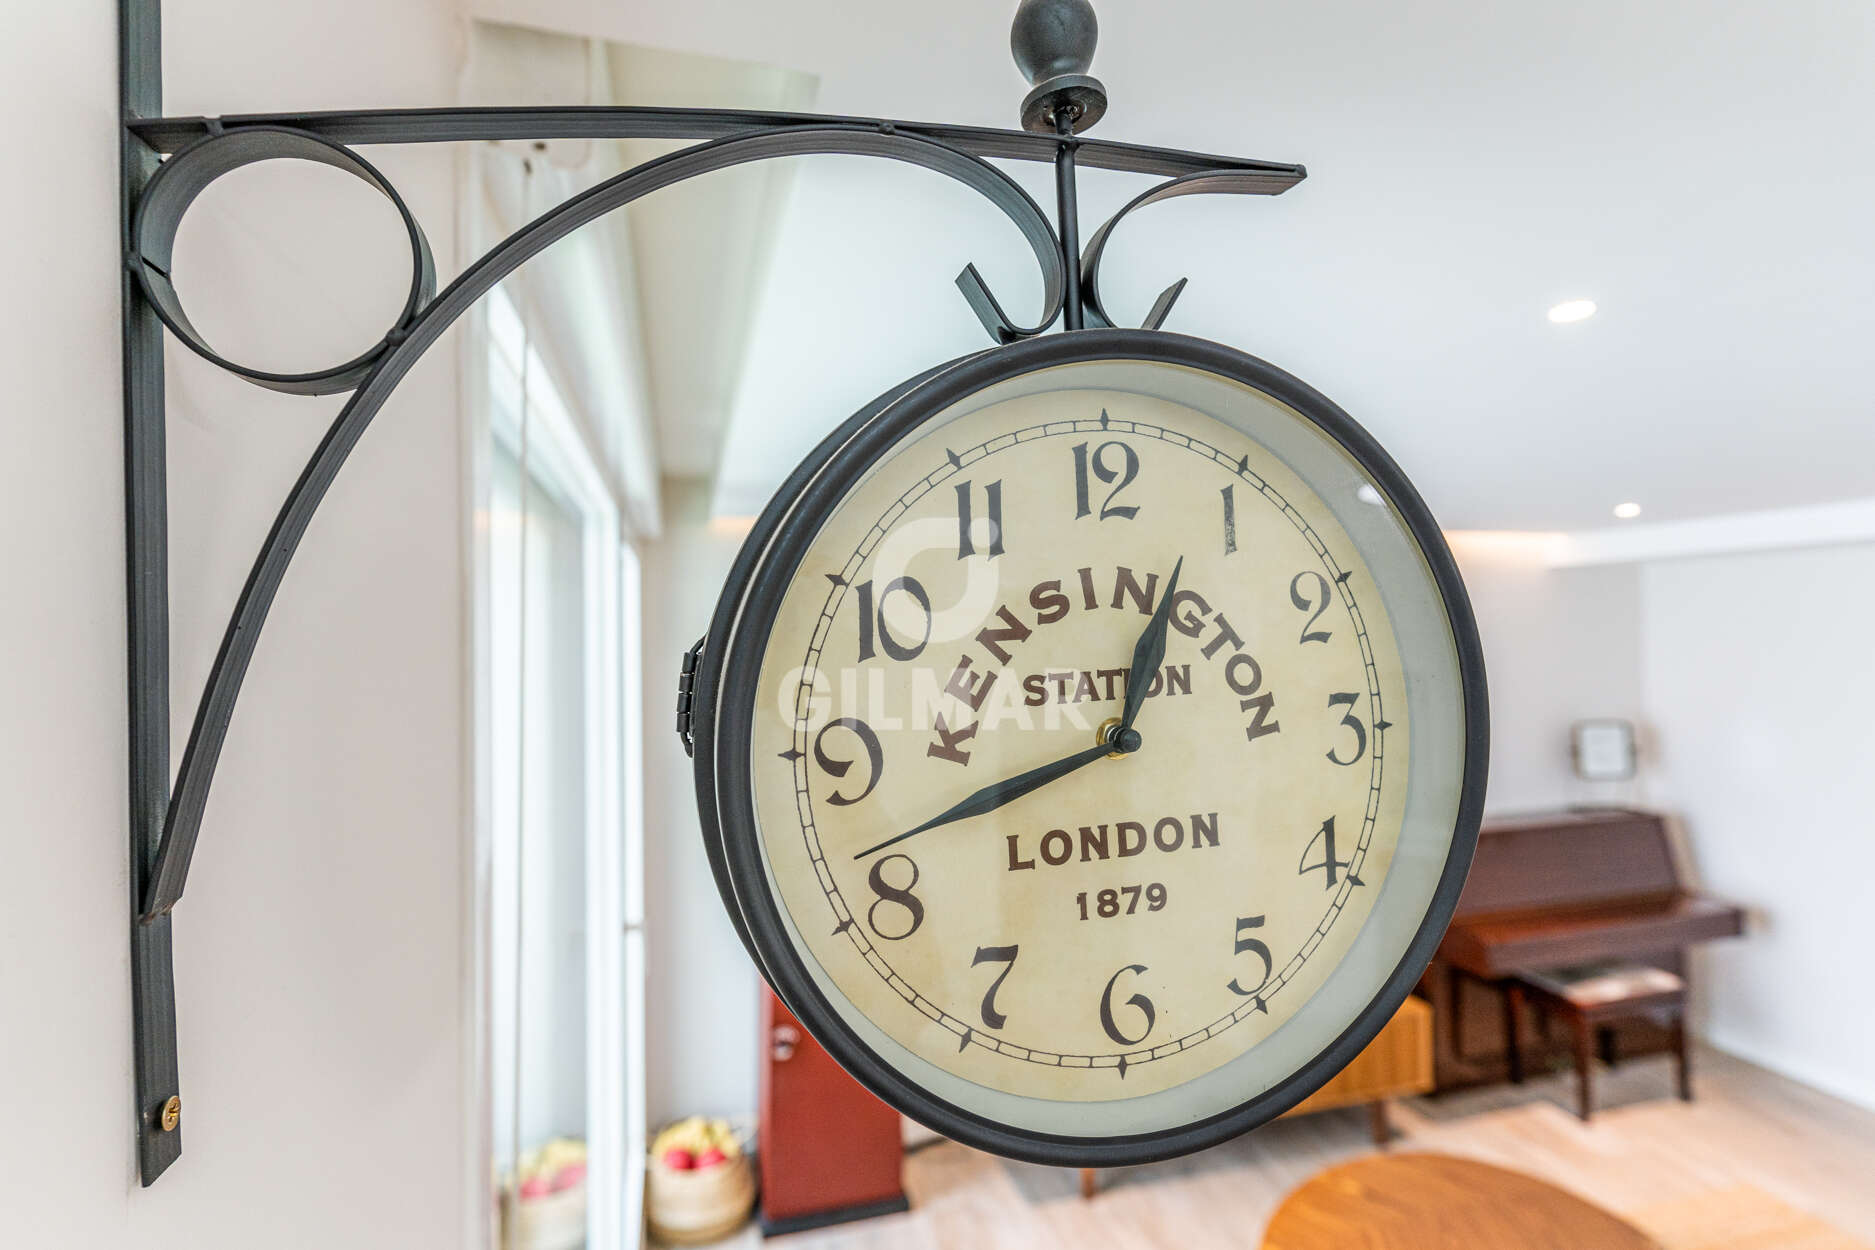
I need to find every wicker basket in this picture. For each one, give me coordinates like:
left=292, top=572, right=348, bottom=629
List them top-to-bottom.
left=646, top=1152, right=756, bottom=1245
left=499, top=1178, right=587, bottom=1250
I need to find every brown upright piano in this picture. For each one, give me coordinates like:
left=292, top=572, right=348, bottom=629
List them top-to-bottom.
left=1427, top=808, right=1745, bottom=1089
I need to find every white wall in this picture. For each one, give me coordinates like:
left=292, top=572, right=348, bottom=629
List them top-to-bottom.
left=0, top=2, right=475, bottom=1245
left=639, top=481, right=762, bottom=1126
left=1443, top=532, right=1875, bottom=1113
left=1446, top=533, right=1647, bottom=814
left=1640, top=542, right=1875, bottom=1112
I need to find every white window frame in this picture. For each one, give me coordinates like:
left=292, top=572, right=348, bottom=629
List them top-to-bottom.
left=467, top=272, right=646, bottom=1250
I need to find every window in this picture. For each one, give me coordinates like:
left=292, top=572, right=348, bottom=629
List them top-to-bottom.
left=482, top=284, right=643, bottom=1250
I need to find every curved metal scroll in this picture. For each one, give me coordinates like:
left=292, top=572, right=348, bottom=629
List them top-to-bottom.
left=139, top=123, right=1066, bottom=920
left=133, top=127, right=438, bottom=395
left=1079, top=169, right=1286, bottom=331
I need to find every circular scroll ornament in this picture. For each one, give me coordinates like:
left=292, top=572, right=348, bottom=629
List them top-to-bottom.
left=131, top=126, right=437, bottom=396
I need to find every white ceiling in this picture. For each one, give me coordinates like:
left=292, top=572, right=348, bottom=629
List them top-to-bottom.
left=494, top=0, right=1875, bottom=531
left=465, top=16, right=818, bottom=493
left=608, top=44, right=817, bottom=479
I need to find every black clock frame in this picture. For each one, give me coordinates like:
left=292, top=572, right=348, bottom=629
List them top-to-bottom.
left=688, top=328, right=1489, bottom=1167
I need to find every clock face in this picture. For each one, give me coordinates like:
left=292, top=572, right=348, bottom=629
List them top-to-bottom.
left=700, top=335, right=1483, bottom=1164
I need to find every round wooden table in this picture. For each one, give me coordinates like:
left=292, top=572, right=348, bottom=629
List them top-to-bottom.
left=1260, top=1153, right=1661, bottom=1250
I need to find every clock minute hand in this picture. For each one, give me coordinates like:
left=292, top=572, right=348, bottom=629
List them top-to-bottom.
left=1118, top=555, right=1185, bottom=732
left=852, top=738, right=1123, bottom=861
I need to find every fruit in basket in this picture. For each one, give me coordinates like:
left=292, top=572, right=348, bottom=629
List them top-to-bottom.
left=652, top=1116, right=743, bottom=1166
left=646, top=1123, right=755, bottom=1246
left=511, top=1137, right=588, bottom=1202
left=536, top=1138, right=587, bottom=1173
left=662, top=1147, right=696, bottom=1171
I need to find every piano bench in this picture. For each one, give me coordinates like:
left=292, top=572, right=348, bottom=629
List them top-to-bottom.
left=1508, top=963, right=1690, bottom=1121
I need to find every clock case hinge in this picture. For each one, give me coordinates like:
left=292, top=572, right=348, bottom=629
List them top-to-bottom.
left=676, top=634, right=707, bottom=758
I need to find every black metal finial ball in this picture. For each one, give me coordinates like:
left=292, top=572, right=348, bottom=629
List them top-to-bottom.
left=1011, top=0, right=1108, bottom=135
left=1012, top=0, right=1097, bottom=84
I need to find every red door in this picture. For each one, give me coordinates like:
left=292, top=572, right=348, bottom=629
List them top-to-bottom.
left=759, top=988, right=908, bottom=1234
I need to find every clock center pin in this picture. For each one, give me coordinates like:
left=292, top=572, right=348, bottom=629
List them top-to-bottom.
left=1098, top=716, right=1142, bottom=758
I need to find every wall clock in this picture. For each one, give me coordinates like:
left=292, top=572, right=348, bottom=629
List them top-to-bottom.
left=687, top=329, right=1487, bottom=1166
left=1572, top=719, right=1637, bottom=781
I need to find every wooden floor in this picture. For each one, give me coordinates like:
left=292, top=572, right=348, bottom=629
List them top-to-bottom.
left=713, top=1047, right=1875, bottom=1250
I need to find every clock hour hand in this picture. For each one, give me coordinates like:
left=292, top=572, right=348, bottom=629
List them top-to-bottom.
left=1118, top=556, right=1184, bottom=731
left=852, top=736, right=1131, bottom=860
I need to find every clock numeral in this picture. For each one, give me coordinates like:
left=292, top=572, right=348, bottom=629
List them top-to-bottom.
left=1071, top=440, right=1141, bottom=521
left=954, top=479, right=1005, bottom=560
left=1221, top=484, right=1238, bottom=555
left=1289, top=570, right=1334, bottom=645
left=855, top=575, right=931, bottom=663
left=1326, top=692, right=1368, bottom=765
left=812, top=717, right=883, bottom=807
left=1298, top=816, right=1361, bottom=889
left=865, top=854, right=925, bottom=940
left=1226, top=914, right=1274, bottom=999
left=970, top=944, right=1019, bottom=1029
left=1097, top=964, right=1156, bottom=1047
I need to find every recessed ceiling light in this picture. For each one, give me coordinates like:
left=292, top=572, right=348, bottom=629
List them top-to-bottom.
left=1548, top=299, right=1597, bottom=324
left=1612, top=501, right=1642, bottom=519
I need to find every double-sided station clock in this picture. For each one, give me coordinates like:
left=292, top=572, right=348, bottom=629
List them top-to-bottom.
left=107, top=0, right=1485, bottom=1188
left=687, top=331, right=1487, bottom=1165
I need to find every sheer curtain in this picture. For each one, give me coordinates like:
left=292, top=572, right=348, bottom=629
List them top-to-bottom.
left=483, top=276, right=642, bottom=1250
left=489, top=440, right=591, bottom=1242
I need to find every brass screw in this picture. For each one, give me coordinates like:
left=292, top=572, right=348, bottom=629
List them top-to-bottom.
left=158, top=1095, right=181, bottom=1132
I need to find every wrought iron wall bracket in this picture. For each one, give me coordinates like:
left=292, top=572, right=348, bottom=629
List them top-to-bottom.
left=117, top=0, right=1306, bottom=1185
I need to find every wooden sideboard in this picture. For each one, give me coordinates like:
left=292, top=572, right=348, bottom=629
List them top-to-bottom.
left=1281, top=993, right=1434, bottom=1141
left=1080, top=995, right=1433, bottom=1197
